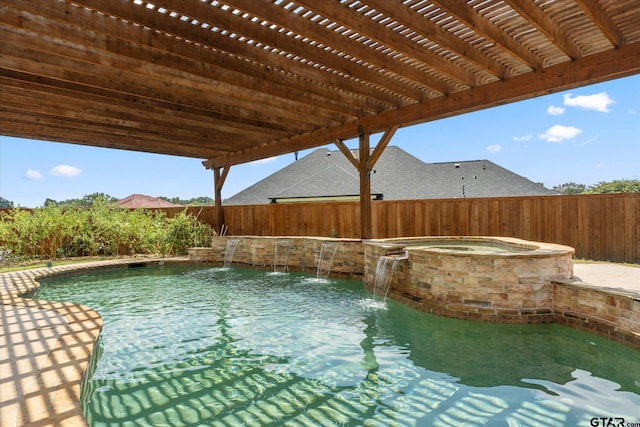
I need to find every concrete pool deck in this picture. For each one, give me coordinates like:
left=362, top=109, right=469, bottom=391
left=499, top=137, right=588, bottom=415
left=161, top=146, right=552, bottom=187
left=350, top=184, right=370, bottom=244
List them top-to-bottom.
left=0, top=258, right=638, bottom=427
left=572, top=262, right=640, bottom=294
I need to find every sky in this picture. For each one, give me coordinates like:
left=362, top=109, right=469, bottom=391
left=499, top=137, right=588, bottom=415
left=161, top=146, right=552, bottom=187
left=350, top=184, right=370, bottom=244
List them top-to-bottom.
left=1, top=74, right=639, bottom=208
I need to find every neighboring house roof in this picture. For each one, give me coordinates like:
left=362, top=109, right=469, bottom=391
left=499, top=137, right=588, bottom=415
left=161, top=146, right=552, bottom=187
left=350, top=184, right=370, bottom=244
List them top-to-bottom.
left=224, top=147, right=557, bottom=205
left=117, top=194, right=183, bottom=208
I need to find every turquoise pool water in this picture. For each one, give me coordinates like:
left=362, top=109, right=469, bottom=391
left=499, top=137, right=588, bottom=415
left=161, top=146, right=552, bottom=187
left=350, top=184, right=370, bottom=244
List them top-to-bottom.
left=405, top=240, right=532, bottom=253
left=37, top=266, right=640, bottom=426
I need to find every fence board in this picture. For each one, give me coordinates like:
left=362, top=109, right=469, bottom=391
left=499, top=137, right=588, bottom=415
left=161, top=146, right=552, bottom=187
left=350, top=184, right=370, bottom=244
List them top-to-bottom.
left=2, top=193, right=638, bottom=263
left=220, top=194, right=640, bottom=263
left=631, top=194, right=639, bottom=263
left=612, top=196, right=625, bottom=262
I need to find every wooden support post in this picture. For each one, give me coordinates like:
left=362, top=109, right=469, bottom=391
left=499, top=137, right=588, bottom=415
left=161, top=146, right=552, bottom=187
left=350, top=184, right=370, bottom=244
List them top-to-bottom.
left=337, top=126, right=398, bottom=240
left=359, top=131, right=372, bottom=239
left=213, top=166, right=229, bottom=233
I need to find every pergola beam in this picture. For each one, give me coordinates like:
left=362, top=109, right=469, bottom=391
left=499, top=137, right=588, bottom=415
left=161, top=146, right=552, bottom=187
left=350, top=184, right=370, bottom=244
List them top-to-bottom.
left=1, top=0, right=639, bottom=171
left=154, top=0, right=427, bottom=102
left=224, top=0, right=453, bottom=96
left=293, top=0, right=483, bottom=86
left=429, top=0, right=543, bottom=70
left=504, top=0, right=582, bottom=60
left=575, top=0, right=626, bottom=47
left=204, top=41, right=640, bottom=168
left=368, top=126, right=398, bottom=170
left=334, top=139, right=359, bottom=170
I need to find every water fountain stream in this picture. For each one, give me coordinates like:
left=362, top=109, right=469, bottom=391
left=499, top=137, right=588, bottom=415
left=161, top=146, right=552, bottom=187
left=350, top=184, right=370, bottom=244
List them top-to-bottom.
left=223, top=239, right=240, bottom=268
left=273, top=240, right=293, bottom=273
left=316, top=242, right=340, bottom=279
left=373, top=254, right=406, bottom=301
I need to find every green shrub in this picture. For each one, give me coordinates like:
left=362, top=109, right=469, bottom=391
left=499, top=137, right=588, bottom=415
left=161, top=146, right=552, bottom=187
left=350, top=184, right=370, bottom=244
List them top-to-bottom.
left=0, top=204, right=212, bottom=260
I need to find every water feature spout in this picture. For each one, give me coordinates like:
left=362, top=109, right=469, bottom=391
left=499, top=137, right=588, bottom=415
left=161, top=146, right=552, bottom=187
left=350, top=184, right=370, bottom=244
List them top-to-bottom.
left=223, top=239, right=240, bottom=268
left=274, top=240, right=293, bottom=273
left=316, top=242, right=340, bottom=279
left=373, top=254, right=406, bottom=301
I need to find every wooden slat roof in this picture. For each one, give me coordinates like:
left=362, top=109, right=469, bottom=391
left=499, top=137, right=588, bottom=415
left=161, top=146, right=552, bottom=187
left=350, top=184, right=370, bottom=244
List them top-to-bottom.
left=2, top=0, right=639, bottom=168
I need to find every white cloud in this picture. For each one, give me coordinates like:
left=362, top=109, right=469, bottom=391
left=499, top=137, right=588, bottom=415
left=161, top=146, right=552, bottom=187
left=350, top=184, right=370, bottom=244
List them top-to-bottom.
left=563, top=92, right=615, bottom=112
left=547, top=105, right=565, bottom=115
left=538, top=125, right=582, bottom=143
left=513, top=134, right=532, bottom=142
left=486, top=144, right=501, bottom=153
left=250, top=156, right=278, bottom=165
left=50, top=165, right=82, bottom=177
left=25, top=169, right=43, bottom=180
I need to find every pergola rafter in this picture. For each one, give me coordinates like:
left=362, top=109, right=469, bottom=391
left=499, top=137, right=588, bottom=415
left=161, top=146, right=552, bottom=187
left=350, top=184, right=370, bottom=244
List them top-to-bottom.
left=1, top=0, right=639, bottom=167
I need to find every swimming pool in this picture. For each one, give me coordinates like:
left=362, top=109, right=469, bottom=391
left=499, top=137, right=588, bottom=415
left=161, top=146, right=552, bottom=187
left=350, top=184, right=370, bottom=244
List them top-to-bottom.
left=37, top=265, right=640, bottom=426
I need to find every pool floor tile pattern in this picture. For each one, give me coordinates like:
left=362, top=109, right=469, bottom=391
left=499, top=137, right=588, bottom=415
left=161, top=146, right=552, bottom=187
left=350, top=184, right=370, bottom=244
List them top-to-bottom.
left=0, top=257, right=638, bottom=426
left=0, top=258, right=169, bottom=427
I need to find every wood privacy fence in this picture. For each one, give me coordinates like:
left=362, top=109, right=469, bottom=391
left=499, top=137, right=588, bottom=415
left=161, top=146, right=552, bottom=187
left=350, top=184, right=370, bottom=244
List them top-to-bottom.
left=159, top=193, right=639, bottom=264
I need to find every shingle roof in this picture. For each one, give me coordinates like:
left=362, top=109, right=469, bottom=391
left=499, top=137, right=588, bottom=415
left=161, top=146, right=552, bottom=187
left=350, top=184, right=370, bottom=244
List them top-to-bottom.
left=224, top=147, right=556, bottom=205
left=117, top=194, right=183, bottom=208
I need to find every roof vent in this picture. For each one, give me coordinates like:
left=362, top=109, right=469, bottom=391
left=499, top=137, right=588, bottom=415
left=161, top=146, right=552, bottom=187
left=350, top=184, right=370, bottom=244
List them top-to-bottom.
left=454, top=163, right=461, bottom=168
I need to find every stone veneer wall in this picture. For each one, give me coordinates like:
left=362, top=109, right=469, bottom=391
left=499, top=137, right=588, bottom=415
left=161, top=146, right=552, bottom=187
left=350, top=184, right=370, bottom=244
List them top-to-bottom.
left=189, top=236, right=364, bottom=280
left=362, top=238, right=573, bottom=318
left=402, top=250, right=573, bottom=311
left=553, top=282, right=640, bottom=349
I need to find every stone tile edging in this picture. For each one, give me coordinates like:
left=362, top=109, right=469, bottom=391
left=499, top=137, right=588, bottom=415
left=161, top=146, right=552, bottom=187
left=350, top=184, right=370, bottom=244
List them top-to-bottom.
left=551, top=279, right=640, bottom=350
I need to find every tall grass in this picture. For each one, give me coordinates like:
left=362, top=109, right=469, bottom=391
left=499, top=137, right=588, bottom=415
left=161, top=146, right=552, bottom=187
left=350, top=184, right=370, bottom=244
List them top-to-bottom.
left=0, top=202, right=213, bottom=260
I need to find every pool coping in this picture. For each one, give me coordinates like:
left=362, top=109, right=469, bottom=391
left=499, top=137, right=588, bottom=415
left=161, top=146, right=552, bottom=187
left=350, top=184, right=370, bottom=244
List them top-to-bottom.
left=1, top=257, right=638, bottom=426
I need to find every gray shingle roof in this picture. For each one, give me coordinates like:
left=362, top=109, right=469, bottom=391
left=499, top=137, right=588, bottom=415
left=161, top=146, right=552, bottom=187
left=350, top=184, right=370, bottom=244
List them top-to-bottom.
left=224, top=147, right=557, bottom=205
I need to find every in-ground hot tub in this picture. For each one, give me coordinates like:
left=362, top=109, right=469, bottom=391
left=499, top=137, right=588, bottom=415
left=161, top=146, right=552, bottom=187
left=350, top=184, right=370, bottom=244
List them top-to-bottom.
left=363, top=236, right=575, bottom=322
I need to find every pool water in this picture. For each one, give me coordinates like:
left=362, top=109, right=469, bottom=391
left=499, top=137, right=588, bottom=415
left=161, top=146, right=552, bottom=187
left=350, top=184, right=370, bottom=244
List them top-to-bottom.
left=406, top=241, right=531, bottom=253
left=37, top=266, right=640, bottom=426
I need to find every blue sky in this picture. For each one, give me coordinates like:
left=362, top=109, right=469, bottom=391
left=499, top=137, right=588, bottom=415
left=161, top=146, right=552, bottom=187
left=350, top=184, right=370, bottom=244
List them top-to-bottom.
left=1, top=74, right=639, bottom=208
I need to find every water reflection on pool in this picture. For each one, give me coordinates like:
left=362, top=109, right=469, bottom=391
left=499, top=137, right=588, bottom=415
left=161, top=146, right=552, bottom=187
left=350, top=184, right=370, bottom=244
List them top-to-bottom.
left=37, top=266, right=640, bottom=426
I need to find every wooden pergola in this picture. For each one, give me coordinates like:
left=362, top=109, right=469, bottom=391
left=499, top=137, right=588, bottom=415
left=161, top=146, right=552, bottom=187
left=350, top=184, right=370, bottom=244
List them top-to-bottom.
left=2, top=0, right=639, bottom=237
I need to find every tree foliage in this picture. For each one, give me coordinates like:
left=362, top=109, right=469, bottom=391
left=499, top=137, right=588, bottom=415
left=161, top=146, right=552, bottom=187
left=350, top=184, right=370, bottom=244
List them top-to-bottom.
left=554, top=179, right=639, bottom=195
left=585, top=179, right=640, bottom=194
left=552, top=182, right=587, bottom=194
left=41, top=193, right=214, bottom=207
left=44, top=193, right=118, bottom=207
left=158, top=196, right=215, bottom=206
left=0, top=197, right=13, bottom=209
